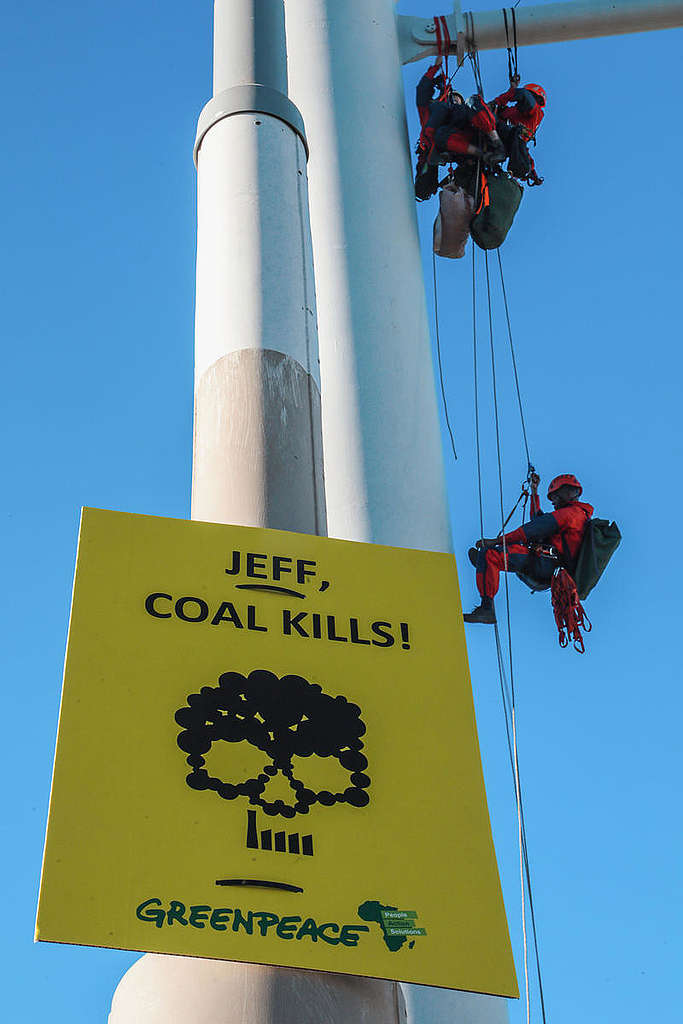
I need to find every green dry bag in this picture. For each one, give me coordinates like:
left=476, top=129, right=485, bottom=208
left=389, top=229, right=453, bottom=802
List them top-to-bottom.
left=470, top=172, right=523, bottom=250
left=573, top=519, right=622, bottom=601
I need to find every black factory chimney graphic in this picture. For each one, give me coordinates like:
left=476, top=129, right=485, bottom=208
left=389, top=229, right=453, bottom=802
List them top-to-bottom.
left=175, top=669, right=371, bottom=849
left=246, top=809, right=314, bottom=856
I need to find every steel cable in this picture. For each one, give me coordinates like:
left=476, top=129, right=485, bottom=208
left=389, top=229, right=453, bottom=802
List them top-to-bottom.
left=430, top=47, right=547, bottom=1014
left=497, top=247, right=532, bottom=471
left=484, top=248, right=532, bottom=1024
left=432, top=251, right=459, bottom=461
left=494, top=625, right=548, bottom=1024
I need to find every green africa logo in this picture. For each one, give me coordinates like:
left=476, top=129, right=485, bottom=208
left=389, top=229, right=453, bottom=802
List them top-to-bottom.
left=358, top=900, right=427, bottom=952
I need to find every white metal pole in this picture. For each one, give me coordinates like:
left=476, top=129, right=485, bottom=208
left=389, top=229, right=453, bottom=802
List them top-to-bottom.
left=191, top=0, right=324, bottom=533
left=284, top=0, right=452, bottom=555
left=399, top=0, right=683, bottom=63
left=108, top=1, right=404, bottom=1020
left=282, top=3, right=506, bottom=1022
left=109, top=955, right=407, bottom=1023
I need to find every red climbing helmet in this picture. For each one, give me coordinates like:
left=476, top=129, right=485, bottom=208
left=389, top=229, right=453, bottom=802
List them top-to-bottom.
left=524, top=83, right=546, bottom=105
left=547, top=474, right=582, bottom=498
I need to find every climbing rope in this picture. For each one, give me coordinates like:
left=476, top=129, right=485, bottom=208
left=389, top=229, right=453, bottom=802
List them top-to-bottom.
left=503, top=6, right=519, bottom=83
left=464, top=12, right=484, bottom=95
left=434, top=13, right=467, bottom=106
left=429, top=46, right=549, bottom=1022
left=468, top=46, right=485, bottom=97
left=430, top=188, right=546, bottom=1024
left=467, top=224, right=548, bottom=1021
left=472, top=240, right=484, bottom=536
left=483, top=245, right=551, bottom=1022
left=497, top=248, right=532, bottom=473
left=483, top=249, right=532, bottom=1024
left=432, top=251, right=459, bottom=461
left=498, top=485, right=530, bottom=536
left=493, top=627, right=548, bottom=1024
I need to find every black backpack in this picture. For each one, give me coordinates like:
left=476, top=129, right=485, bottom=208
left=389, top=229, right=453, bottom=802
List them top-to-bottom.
left=572, top=519, right=622, bottom=600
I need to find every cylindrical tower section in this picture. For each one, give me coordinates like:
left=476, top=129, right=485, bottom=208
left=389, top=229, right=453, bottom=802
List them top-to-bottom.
left=191, top=0, right=325, bottom=533
left=213, top=0, right=287, bottom=94
left=284, top=0, right=451, bottom=553
left=284, top=2, right=506, bottom=1021
left=191, top=106, right=325, bottom=532
left=109, top=956, right=408, bottom=1024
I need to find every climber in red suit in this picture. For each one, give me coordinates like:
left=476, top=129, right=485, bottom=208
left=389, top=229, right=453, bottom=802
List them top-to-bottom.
left=415, top=59, right=504, bottom=184
left=489, top=79, right=546, bottom=185
left=490, top=80, right=546, bottom=137
left=463, top=473, right=594, bottom=624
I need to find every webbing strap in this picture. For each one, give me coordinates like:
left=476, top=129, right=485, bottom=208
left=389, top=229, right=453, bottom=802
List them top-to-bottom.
left=503, top=7, right=519, bottom=82
left=434, top=15, right=452, bottom=78
left=473, top=172, right=489, bottom=216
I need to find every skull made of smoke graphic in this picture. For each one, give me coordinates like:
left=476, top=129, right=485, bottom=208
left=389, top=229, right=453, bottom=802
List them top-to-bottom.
left=175, top=669, right=370, bottom=817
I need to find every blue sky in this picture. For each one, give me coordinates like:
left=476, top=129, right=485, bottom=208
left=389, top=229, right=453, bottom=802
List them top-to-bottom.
left=3, top=1, right=682, bottom=1021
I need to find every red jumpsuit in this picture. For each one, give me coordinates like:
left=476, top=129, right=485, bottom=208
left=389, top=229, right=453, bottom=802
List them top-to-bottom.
left=416, top=62, right=444, bottom=155
left=417, top=63, right=496, bottom=159
left=490, top=86, right=544, bottom=180
left=491, top=86, right=545, bottom=138
left=440, top=98, right=496, bottom=155
left=475, top=496, right=594, bottom=599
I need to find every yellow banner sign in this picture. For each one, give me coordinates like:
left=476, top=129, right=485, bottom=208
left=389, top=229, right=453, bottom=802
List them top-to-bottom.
left=37, top=508, right=517, bottom=996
